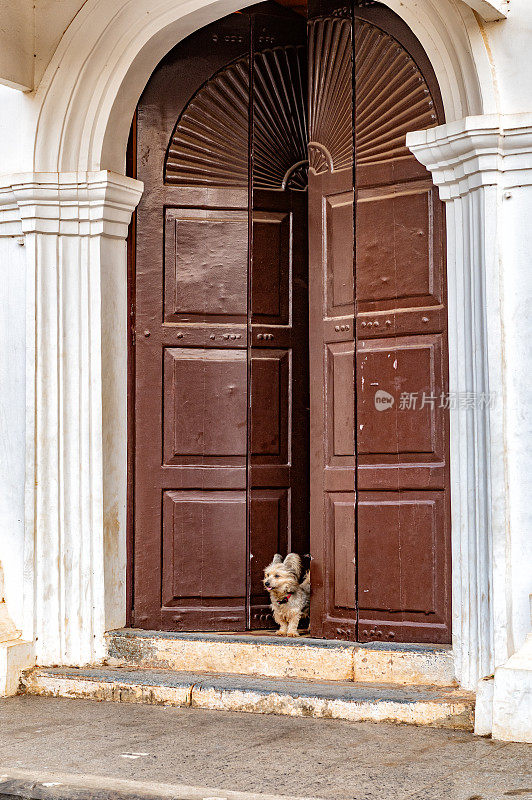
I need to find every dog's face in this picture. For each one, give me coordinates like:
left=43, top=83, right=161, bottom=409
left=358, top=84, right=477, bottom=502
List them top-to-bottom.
left=263, top=555, right=300, bottom=596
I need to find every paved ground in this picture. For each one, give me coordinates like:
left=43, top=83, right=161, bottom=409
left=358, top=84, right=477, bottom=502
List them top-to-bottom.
left=0, top=696, right=531, bottom=800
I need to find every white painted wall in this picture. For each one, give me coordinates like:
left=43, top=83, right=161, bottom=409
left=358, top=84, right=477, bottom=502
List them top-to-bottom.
left=0, top=0, right=33, bottom=91
left=484, top=0, right=532, bottom=115
left=0, top=86, right=35, bottom=175
left=499, top=178, right=532, bottom=656
left=0, top=232, right=26, bottom=631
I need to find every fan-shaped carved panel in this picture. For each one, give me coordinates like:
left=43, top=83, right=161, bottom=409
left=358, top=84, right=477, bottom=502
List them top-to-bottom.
left=308, top=17, right=438, bottom=174
left=308, top=18, right=353, bottom=175
left=354, top=20, right=437, bottom=165
left=165, top=21, right=439, bottom=187
left=253, top=45, right=308, bottom=189
left=165, top=47, right=308, bottom=190
left=165, top=58, right=250, bottom=187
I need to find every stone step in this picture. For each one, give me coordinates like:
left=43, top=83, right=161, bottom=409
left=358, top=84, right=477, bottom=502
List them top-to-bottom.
left=106, top=628, right=456, bottom=686
left=22, top=666, right=475, bottom=730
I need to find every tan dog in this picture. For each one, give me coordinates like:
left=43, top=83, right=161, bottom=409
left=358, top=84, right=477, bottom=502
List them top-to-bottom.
left=263, top=553, right=310, bottom=636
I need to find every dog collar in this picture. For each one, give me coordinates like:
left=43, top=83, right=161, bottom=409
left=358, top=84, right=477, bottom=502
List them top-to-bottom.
left=277, top=592, right=293, bottom=605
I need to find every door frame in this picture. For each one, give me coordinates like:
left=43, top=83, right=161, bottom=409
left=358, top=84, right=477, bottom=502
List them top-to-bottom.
left=126, top=3, right=450, bottom=643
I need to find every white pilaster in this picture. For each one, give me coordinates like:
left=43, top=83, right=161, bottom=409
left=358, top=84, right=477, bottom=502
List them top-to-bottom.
left=408, top=115, right=532, bottom=737
left=0, top=171, right=143, bottom=665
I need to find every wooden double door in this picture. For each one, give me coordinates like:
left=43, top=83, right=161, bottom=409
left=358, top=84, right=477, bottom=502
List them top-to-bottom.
left=131, top=1, right=451, bottom=643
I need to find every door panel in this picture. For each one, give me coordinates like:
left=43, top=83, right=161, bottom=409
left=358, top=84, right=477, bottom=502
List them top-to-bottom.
left=308, top=1, right=451, bottom=643
left=353, top=7, right=450, bottom=642
left=249, top=9, right=309, bottom=629
left=308, top=9, right=356, bottom=638
left=133, top=14, right=250, bottom=631
left=164, top=210, right=249, bottom=322
left=163, top=348, right=247, bottom=465
left=249, top=488, right=290, bottom=626
left=162, top=490, right=247, bottom=605
left=357, top=491, right=448, bottom=641
left=329, top=493, right=357, bottom=610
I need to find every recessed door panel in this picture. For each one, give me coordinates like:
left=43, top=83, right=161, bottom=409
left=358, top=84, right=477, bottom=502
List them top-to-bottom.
left=355, top=185, right=437, bottom=305
left=326, top=192, right=355, bottom=315
left=164, top=210, right=249, bottom=322
left=251, top=211, right=290, bottom=324
left=357, top=336, right=446, bottom=463
left=327, top=341, right=356, bottom=462
left=163, top=348, right=247, bottom=465
left=251, top=349, right=289, bottom=463
left=249, top=488, right=289, bottom=626
left=161, top=490, right=247, bottom=629
left=357, top=491, right=448, bottom=642
left=329, top=493, right=356, bottom=611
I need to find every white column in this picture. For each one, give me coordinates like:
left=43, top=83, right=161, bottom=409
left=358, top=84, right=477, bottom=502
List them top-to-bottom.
left=407, top=115, right=532, bottom=729
left=0, top=172, right=142, bottom=666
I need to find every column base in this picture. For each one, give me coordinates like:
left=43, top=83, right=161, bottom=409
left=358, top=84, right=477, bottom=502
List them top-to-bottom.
left=491, top=634, right=532, bottom=743
left=0, top=640, right=34, bottom=697
left=474, top=674, right=494, bottom=736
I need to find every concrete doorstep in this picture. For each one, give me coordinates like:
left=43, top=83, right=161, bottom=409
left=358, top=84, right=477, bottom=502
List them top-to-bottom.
left=19, top=629, right=474, bottom=731
left=105, top=630, right=456, bottom=686
left=21, top=665, right=475, bottom=730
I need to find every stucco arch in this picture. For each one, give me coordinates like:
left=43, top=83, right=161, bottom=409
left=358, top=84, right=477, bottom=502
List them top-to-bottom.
left=33, top=0, right=497, bottom=174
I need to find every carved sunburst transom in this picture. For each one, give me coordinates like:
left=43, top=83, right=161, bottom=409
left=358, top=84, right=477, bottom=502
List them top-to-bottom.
left=164, top=20, right=438, bottom=188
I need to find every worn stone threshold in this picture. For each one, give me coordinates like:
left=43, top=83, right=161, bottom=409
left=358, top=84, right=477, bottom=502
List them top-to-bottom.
left=105, top=628, right=456, bottom=686
left=110, top=628, right=450, bottom=652
left=22, top=666, right=474, bottom=730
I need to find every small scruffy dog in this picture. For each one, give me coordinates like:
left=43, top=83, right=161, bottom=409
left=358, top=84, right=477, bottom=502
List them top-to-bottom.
left=263, top=553, right=310, bottom=636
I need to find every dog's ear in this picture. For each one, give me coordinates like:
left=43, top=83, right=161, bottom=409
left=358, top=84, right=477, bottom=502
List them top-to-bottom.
left=283, top=553, right=302, bottom=578
left=271, top=554, right=283, bottom=565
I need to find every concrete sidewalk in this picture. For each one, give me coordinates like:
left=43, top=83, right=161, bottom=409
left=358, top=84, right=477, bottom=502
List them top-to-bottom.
left=0, top=696, right=530, bottom=800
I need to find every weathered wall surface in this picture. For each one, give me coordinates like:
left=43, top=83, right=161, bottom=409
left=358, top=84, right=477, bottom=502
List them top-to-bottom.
left=0, top=231, right=26, bottom=632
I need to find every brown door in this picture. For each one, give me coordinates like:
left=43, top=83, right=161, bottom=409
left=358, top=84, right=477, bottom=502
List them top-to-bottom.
left=131, top=0, right=450, bottom=641
left=308, top=2, right=451, bottom=643
left=132, top=6, right=309, bottom=631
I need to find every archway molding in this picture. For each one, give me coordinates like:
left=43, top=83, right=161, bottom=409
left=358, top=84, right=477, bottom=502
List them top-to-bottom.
left=32, top=0, right=496, bottom=175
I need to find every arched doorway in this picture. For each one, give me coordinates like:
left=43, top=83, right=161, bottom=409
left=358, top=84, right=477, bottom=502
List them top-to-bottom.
left=130, top=0, right=450, bottom=643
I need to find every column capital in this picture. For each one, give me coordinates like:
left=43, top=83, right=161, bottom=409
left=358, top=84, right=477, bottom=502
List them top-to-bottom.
left=407, top=113, right=532, bottom=200
left=0, top=171, right=143, bottom=237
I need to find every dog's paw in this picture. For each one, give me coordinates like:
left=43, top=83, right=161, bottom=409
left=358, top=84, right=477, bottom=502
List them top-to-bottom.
left=286, top=631, right=300, bottom=637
